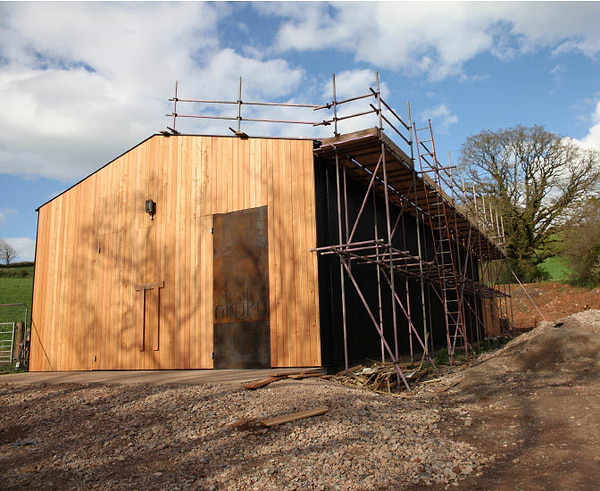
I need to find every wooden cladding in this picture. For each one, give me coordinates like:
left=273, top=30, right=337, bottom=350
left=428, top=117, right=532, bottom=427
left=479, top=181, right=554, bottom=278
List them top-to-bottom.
left=30, top=135, right=321, bottom=371
left=135, top=281, right=164, bottom=352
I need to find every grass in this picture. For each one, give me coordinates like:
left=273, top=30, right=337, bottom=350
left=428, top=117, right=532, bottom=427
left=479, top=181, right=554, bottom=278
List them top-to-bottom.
left=535, top=232, right=572, bottom=283
left=539, top=255, right=572, bottom=282
left=0, top=269, right=33, bottom=369
left=0, top=275, right=33, bottom=324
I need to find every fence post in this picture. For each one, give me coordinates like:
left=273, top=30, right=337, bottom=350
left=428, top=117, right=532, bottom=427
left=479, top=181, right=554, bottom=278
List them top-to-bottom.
left=14, top=322, right=24, bottom=366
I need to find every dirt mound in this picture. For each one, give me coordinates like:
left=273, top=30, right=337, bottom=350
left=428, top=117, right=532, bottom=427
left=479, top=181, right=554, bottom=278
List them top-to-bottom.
left=511, top=282, right=600, bottom=329
left=457, top=310, right=600, bottom=392
left=493, top=310, right=600, bottom=371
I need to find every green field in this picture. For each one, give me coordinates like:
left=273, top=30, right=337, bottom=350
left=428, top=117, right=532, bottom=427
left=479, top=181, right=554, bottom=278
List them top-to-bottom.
left=540, top=255, right=572, bottom=282
left=0, top=269, right=33, bottom=369
left=0, top=273, right=33, bottom=325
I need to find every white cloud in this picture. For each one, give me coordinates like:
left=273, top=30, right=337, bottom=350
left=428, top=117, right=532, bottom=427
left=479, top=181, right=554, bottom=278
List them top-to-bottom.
left=3, top=2, right=598, bottom=184
left=0, top=3, right=307, bottom=181
left=261, top=3, right=600, bottom=80
left=194, top=49, right=303, bottom=100
left=548, top=64, right=564, bottom=94
left=550, top=65, right=562, bottom=76
left=576, top=101, right=600, bottom=151
left=419, top=104, right=458, bottom=134
left=0, top=208, right=17, bottom=225
left=2, top=237, right=35, bottom=262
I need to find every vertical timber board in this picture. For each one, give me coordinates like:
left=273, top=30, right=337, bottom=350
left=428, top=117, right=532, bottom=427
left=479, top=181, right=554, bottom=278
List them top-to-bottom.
left=30, top=135, right=321, bottom=371
left=162, top=135, right=175, bottom=369
left=182, top=137, right=192, bottom=368
left=272, top=137, right=282, bottom=366
left=264, top=138, right=275, bottom=365
left=275, top=138, right=287, bottom=365
left=302, top=138, right=318, bottom=365
left=157, top=139, right=167, bottom=367
left=266, top=139, right=323, bottom=367
left=284, top=139, right=297, bottom=366
left=293, top=139, right=306, bottom=365
left=294, top=139, right=308, bottom=365
left=189, top=140, right=199, bottom=367
left=84, top=175, right=98, bottom=371
left=73, top=180, right=90, bottom=370
left=73, top=180, right=84, bottom=370
left=62, top=183, right=73, bottom=369
left=57, top=188, right=68, bottom=369
left=51, top=196, right=64, bottom=369
left=44, top=202, right=55, bottom=368
left=30, top=206, right=51, bottom=371
left=213, top=206, right=270, bottom=369
left=29, top=208, right=42, bottom=370
left=197, top=214, right=213, bottom=368
left=147, top=287, right=159, bottom=352
left=482, top=297, right=498, bottom=337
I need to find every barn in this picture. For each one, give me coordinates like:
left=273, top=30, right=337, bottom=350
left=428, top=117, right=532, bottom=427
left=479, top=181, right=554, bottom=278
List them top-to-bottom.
left=29, top=78, right=511, bottom=373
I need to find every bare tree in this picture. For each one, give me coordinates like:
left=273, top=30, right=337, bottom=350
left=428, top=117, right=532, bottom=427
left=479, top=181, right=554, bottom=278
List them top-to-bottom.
left=459, top=125, right=600, bottom=281
left=0, top=238, right=19, bottom=265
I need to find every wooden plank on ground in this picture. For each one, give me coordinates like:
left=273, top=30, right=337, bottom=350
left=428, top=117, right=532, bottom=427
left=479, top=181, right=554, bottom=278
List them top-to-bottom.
left=336, top=364, right=363, bottom=376
left=269, top=368, right=322, bottom=378
left=288, top=372, right=323, bottom=380
left=243, top=376, right=284, bottom=390
left=436, top=378, right=463, bottom=393
left=259, top=407, right=329, bottom=427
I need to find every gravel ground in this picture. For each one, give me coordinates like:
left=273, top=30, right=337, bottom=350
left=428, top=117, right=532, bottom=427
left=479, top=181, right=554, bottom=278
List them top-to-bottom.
left=3, top=310, right=600, bottom=490
left=1, top=378, right=488, bottom=490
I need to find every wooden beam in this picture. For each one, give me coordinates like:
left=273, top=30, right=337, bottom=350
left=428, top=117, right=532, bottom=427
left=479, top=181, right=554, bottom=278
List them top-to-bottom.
left=134, top=280, right=165, bottom=291
left=243, top=376, right=284, bottom=390
left=259, top=407, right=329, bottom=426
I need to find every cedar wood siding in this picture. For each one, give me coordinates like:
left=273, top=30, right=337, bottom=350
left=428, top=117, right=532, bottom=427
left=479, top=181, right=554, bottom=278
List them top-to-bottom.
left=30, top=135, right=321, bottom=370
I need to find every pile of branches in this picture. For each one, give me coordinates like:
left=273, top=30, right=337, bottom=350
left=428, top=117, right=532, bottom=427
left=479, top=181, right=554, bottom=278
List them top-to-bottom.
left=333, top=361, right=432, bottom=395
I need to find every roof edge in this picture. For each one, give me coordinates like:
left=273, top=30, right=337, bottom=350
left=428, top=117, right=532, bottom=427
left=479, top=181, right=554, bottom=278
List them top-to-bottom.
left=35, top=133, right=317, bottom=212
left=36, top=134, right=159, bottom=212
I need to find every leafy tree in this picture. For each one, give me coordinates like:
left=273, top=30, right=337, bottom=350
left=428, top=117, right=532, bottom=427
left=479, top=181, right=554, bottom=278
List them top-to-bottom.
left=459, top=125, right=600, bottom=281
left=562, top=198, right=600, bottom=286
left=0, top=238, right=19, bottom=265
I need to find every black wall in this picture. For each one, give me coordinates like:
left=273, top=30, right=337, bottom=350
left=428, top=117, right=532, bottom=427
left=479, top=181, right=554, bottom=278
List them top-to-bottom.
left=314, top=157, right=482, bottom=368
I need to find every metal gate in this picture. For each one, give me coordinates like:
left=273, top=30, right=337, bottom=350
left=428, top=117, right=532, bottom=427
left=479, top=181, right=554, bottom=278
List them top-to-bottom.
left=0, top=322, right=15, bottom=364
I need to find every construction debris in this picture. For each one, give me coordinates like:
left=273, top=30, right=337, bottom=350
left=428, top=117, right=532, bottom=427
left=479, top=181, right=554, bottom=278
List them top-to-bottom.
left=332, top=361, right=432, bottom=394
left=243, top=369, right=323, bottom=390
left=288, top=372, right=323, bottom=380
left=242, top=376, right=284, bottom=390
left=435, top=378, right=464, bottom=393
left=230, top=407, right=329, bottom=430
left=259, top=407, right=329, bottom=427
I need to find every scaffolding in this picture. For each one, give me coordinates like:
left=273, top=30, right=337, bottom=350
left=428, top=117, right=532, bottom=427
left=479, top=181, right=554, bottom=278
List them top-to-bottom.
left=166, top=74, right=514, bottom=389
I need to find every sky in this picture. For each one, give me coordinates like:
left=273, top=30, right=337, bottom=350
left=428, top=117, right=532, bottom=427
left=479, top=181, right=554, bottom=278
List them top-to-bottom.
left=1, top=1, right=600, bottom=261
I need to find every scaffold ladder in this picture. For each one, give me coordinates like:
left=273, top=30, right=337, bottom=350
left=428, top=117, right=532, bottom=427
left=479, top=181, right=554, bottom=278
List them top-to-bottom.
left=413, top=120, right=469, bottom=363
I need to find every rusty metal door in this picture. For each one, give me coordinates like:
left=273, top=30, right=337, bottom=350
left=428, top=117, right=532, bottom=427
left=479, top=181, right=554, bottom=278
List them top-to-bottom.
left=213, top=206, right=270, bottom=368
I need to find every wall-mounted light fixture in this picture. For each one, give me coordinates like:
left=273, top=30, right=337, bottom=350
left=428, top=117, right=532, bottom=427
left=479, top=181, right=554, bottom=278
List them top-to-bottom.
left=145, top=199, right=156, bottom=221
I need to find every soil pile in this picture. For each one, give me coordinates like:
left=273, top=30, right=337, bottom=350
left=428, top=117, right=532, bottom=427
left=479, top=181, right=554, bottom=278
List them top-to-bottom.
left=511, top=282, right=600, bottom=329
left=441, top=310, right=600, bottom=490
left=457, top=310, right=600, bottom=392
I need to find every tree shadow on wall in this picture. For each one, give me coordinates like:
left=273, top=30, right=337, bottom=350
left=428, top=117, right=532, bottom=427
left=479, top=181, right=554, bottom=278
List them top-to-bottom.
left=32, top=136, right=324, bottom=370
